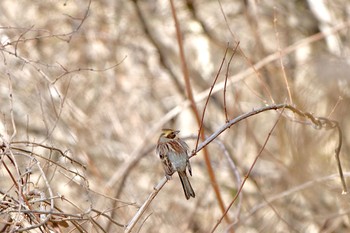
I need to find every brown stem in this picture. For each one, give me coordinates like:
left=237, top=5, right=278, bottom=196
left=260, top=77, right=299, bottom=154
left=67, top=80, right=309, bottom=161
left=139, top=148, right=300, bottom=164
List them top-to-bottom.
left=169, top=0, right=232, bottom=226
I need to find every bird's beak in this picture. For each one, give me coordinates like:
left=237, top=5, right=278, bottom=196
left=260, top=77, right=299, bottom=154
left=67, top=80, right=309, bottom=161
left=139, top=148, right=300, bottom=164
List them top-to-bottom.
left=174, top=130, right=180, bottom=134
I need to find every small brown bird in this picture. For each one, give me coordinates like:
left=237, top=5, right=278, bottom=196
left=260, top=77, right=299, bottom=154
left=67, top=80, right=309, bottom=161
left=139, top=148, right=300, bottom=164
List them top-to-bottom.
left=156, top=129, right=195, bottom=199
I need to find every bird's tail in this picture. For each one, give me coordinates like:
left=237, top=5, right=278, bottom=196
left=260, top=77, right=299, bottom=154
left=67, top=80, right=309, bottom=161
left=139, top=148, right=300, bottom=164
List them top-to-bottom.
left=178, top=171, right=195, bottom=199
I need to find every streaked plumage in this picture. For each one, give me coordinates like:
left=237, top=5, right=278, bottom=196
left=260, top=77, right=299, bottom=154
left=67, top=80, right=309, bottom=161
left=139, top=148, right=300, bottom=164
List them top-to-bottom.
left=156, top=129, right=195, bottom=199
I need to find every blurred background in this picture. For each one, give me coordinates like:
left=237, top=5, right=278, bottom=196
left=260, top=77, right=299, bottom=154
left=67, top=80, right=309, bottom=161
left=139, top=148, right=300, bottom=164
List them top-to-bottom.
left=1, top=0, right=350, bottom=232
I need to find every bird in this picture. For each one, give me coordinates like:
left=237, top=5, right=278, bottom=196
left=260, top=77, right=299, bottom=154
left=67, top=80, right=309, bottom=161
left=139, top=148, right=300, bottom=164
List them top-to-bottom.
left=156, top=129, right=195, bottom=199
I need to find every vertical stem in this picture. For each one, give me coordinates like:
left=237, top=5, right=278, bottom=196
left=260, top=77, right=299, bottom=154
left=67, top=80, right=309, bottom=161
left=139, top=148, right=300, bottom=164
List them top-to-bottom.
left=169, top=0, right=233, bottom=227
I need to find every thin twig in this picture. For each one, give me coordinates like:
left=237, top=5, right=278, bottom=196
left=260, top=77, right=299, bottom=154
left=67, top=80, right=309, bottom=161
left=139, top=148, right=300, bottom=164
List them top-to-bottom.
left=169, top=0, right=232, bottom=225
left=218, top=0, right=274, bottom=104
left=273, top=8, right=293, bottom=104
left=224, top=42, right=240, bottom=123
left=194, top=45, right=229, bottom=152
left=123, top=103, right=344, bottom=233
left=210, top=105, right=286, bottom=232
left=213, top=138, right=243, bottom=223
left=243, top=172, right=350, bottom=223
left=124, top=178, right=167, bottom=233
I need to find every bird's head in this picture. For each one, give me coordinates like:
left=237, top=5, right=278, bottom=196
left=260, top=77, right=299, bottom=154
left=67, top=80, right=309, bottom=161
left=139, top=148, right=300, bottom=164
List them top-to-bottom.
left=159, top=129, right=180, bottom=140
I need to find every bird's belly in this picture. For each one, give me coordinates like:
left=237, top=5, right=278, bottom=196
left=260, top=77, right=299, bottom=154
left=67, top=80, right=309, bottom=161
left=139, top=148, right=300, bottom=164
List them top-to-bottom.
left=168, top=153, right=187, bottom=171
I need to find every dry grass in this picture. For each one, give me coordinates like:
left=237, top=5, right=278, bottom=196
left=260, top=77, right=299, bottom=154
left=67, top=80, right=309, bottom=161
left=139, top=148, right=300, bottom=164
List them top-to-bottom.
left=1, top=0, right=350, bottom=232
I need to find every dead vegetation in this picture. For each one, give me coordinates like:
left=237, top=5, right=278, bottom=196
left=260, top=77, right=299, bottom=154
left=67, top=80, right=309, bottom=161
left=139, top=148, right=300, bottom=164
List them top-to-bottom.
left=1, top=0, right=350, bottom=232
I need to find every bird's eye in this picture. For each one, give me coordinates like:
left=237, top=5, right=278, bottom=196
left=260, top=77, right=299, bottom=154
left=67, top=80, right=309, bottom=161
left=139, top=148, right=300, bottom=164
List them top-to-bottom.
left=168, top=132, right=176, bottom=139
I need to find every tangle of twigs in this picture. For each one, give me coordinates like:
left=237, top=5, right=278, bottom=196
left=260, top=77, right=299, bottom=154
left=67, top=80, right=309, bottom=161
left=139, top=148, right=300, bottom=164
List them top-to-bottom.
left=124, top=103, right=345, bottom=232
